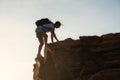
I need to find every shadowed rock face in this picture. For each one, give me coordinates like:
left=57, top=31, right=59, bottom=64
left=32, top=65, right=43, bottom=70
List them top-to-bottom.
left=33, top=33, right=120, bottom=80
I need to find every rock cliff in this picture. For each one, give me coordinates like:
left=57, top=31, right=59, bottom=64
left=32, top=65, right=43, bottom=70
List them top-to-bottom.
left=33, top=33, right=120, bottom=80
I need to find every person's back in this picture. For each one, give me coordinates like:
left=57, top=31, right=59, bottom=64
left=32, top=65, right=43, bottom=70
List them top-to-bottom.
left=35, top=18, right=53, bottom=27
left=35, top=18, right=54, bottom=33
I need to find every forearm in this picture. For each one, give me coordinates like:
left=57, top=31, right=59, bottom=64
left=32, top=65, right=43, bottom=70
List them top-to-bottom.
left=51, top=29, right=59, bottom=43
left=53, top=33, right=59, bottom=41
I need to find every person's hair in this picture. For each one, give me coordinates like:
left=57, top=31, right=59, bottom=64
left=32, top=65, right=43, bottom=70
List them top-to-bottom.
left=54, top=21, right=61, bottom=28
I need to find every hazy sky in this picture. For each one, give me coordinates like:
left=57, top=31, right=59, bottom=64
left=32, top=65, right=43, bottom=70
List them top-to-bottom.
left=0, top=0, right=120, bottom=80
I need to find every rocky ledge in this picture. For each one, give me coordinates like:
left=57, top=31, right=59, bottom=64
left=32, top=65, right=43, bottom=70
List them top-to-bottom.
left=33, top=33, right=120, bottom=80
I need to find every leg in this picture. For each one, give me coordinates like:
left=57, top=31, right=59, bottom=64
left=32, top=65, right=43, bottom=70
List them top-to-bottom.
left=37, top=33, right=44, bottom=57
left=43, top=33, right=48, bottom=62
left=44, top=33, right=48, bottom=45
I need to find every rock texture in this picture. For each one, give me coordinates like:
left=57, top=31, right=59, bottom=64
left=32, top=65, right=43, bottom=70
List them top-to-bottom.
left=33, top=33, right=120, bottom=80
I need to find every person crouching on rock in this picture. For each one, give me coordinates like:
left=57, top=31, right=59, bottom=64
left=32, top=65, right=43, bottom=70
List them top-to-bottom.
left=35, top=18, right=62, bottom=57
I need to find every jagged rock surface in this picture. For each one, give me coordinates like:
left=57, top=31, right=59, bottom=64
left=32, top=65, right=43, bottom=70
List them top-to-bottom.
left=33, top=33, right=120, bottom=80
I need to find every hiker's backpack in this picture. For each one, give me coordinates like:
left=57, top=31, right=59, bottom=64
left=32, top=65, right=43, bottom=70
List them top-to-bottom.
left=35, top=18, right=52, bottom=27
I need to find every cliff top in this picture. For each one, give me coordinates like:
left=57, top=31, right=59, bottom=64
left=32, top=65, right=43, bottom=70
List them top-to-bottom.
left=33, top=32, right=120, bottom=80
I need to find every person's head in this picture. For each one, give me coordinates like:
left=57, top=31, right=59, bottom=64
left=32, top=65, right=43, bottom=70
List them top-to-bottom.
left=54, top=21, right=61, bottom=28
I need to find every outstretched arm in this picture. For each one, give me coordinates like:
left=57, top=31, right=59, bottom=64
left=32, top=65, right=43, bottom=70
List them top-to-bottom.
left=51, top=29, right=59, bottom=43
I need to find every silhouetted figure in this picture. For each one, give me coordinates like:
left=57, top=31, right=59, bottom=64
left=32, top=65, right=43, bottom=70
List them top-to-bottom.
left=35, top=18, right=61, bottom=58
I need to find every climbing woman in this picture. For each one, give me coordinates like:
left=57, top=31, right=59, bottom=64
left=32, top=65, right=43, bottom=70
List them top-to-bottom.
left=35, top=18, right=62, bottom=57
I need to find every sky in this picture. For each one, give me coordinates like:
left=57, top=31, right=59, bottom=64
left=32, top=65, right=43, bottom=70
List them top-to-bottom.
left=0, top=0, right=120, bottom=80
